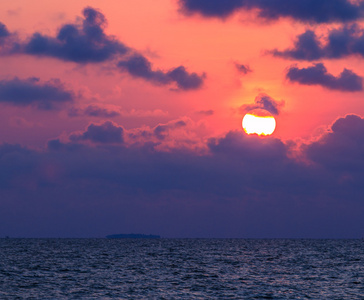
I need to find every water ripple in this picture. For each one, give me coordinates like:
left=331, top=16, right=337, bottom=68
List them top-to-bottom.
left=0, top=239, right=363, bottom=299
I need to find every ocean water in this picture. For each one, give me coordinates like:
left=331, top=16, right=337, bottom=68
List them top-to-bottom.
left=0, top=239, right=363, bottom=299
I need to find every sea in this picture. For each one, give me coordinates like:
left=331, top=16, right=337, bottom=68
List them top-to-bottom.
left=0, top=239, right=363, bottom=299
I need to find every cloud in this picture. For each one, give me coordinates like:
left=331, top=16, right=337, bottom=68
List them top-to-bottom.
left=179, top=0, right=364, bottom=23
left=179, top=0, right=247, bottom=19
left=18, top=7, right=128, bottom=63
left=1, top=8, right=206, bottom=91
left=0, top=22, right=10, bottom=39
left=0, top=22, right=18, bottom=50
left=272, top=25, right=364, bottom=61
left=271, top=30, right=323, bottom=61
left=117, top=54, right=205, bottom=90
left=235, top=63, right=252, bottom=75
left=286, top=63, right=363, bottom=92
left=0, top=77, right=74, bottom=109
left=240, top=93, right=284, bottom=115
left=68, top=105, right=121, bottom=118
left=69, top=105, right=169, bottom=118
left=123, top=108, right=168, bottom=117
left=196, top=109, right=214, bottom=116
left=304, top=114, right=364, bottom=171
left=3, top=116, right=364, bottom=238
left=125, top=118, right=206, bottom=152
left=153, top=120, right=187, bottom=140
left=69, top=121, right=124, bottom=143
left=2, top=122, right=364, bottom=237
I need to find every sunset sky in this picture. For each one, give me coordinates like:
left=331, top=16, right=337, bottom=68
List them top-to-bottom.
left=1, top=0, right=364, bottom=238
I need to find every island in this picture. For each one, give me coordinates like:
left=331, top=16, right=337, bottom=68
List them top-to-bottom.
left=106, top=234, right=161, bottom=239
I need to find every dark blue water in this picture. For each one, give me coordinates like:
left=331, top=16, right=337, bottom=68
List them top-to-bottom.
left=0, top=239, right=363, bottom=299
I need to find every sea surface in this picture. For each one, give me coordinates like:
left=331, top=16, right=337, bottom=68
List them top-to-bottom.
left=0, top=239, right=363, bottom=299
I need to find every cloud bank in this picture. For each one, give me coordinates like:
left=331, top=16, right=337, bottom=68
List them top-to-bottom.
left=1, top=114, right=364, bottom=237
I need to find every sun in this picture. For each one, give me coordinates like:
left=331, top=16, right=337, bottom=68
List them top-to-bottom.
left=242, top=109, right=276, bottom=136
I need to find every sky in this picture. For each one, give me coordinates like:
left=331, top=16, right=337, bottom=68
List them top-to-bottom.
left=1, top=0, right=364, bottom=238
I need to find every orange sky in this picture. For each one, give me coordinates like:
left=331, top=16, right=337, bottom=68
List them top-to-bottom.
left=1, top=0, right=364, bottom=147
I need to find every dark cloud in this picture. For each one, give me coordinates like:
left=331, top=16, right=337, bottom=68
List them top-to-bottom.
left=179, top=0, right=364, bottom=23
left=179, top=0, right=246, bottom=19
left=19, top=7, right=128, bottom=63
left=1, top=9, right=206, bottom=91
left=0, top=22, right=10, bottom=38
left=0, top=22, right=17, bottom=50
left=272, top=25, right=364, bottom=61
left=271, top=30, right=323, bottom=61
left=117, top=54, right=205, bottom=90
left=235, top=63, right=252, bottom=75
left=286, top=63, right=363, bottom=92
left=167, top=66, right=205, bottom=90
left=0, top=77, right=74, bottom=109
left=240, top=94, right=284, bottom=115
left=68, top=105, right=120, bottom=118
left=305, top=114, right=364, bottom=171
left=153, top=120, right=187, bottom=140
left=70, top=121, right=124, bottom=143
left=2, top=122, right=364, bottom=237
left=208, top=131, right=288, bottom=165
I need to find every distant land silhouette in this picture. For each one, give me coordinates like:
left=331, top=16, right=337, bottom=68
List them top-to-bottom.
left=106, top=234, right=161, bottom=239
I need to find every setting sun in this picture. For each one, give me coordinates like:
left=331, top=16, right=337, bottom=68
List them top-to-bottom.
left=242, top=110, right=276, bottom=136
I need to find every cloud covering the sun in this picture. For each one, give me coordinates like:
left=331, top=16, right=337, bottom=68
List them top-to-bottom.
left=286, top=63, right=363, bottom=92
left=240, top=94, right=285, bottom=115
left=1, top=114, right=364, bottom=237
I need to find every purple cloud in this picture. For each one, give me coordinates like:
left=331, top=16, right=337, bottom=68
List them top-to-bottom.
left=179, top=0, right=364, bottom=24
left=20, top=7, right=128, bottom=63
left=1, top=8, right=206, bottom=91
left=0, top=22, right=10, bottom=39
left=272, top=25, right=364, bottom=61
left=117, top=54, right=205, bottom=90
left=235, top=63, right=252, bottom=75
left=286, top=63, right=363, bottom=92
left=0, top=77, right=74, bottom=109
left=240, top=94, right=284, bottom=115
left=68, top=105, right=121, bottom=118
left=305, top=114, right=364, bottom=171
left=1, top=119, right=364, bottom=237
left=153, top=120, right=187, bottom=140
left=70, top=121, right=124, bottom=144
